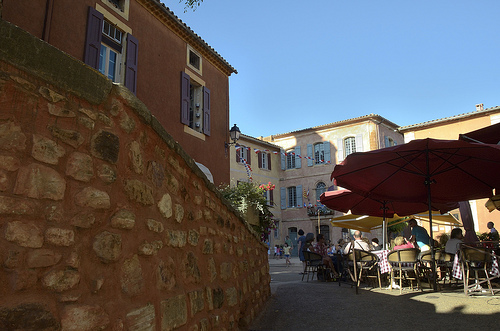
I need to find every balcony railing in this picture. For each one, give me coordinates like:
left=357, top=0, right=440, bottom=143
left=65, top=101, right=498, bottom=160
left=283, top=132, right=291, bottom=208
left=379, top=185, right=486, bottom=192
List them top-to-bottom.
left=307, top=205, right=334, bottom=217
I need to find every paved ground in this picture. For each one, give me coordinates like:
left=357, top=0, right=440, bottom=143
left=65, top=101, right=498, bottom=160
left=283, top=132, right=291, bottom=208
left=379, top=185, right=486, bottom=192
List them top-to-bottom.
left=247, top=256, right=500, bottom=331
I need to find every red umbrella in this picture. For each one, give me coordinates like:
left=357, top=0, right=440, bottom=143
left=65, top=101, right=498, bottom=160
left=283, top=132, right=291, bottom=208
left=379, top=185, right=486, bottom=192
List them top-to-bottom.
left=331, top=138, right=500, bottom=290
left=320, top=189, right=457, bottom=249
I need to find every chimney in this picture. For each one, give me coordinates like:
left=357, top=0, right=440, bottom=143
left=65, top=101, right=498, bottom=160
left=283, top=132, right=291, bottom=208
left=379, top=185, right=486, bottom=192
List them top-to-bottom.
left=476, top=103, right=484, bottom=111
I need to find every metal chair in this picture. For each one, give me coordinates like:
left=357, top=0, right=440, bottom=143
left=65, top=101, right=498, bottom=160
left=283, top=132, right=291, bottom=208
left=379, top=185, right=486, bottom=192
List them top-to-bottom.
left=460, top=246, right=494, bottom=295
left=388, top=248, right=421, bottom=294
left=353, top=249, right=382, bottom=289
left=302, top=251, right=325, bottom=282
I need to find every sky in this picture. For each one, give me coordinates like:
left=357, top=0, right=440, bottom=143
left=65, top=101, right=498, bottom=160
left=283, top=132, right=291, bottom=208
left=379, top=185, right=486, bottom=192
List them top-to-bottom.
left=163, top=0, right=500, bottom=138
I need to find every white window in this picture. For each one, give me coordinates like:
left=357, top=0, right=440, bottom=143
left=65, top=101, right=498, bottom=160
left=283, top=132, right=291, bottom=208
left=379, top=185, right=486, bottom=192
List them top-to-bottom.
left=99, top=20, right=123, bottom=83
left=189, top=80, right=203, bottom=132
left=344, top=137, right=356, bottom=158
left=314, top=143, right=325, bottom=164
left=237, top=145, right=250, bottom=163
left=286, top=149, right=295, bottom=169
left=287, top=186, right=297, bottom=208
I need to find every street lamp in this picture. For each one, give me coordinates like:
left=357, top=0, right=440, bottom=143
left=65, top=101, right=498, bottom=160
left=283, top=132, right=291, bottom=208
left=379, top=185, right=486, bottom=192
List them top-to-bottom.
left=225, top=124, right=241, bottom=148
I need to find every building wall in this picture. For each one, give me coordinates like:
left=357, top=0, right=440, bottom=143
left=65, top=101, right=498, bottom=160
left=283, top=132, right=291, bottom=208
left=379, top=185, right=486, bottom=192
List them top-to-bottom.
left=2, top=0, right=234, bottom=185
left=0, top=20, right=268, bottom=330
left=400, top=108, right=500, bottom=235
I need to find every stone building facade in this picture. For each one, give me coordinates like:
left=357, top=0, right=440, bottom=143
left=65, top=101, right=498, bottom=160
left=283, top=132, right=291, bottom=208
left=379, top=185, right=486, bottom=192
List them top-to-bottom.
left=0, top=20, right=269, bottom=330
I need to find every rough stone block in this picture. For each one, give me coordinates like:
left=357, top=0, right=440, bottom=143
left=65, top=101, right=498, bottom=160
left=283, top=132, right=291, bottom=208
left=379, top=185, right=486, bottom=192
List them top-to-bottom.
left=39, top=86, right=65, bottom=102
left=47, top=102, right=75, bottom=117
left=0, top=120, right=26, bottom=151
left=47, top=125, right=84, bottom=148
left=91, top=130, right=119, bottom=163
left=31, top=134, right=66, bottom=165
left=129, top=141, right=143, bottom=174
left=66, top=152, right=94, bottom=182
left=0, top=155, right=20, bottom=171
left=147, top=161, right=164, bottom=187
left=14, top=163, right=66, bottom=200
left=98, top=164, right=117, bottom=183
left=124, top=179, right=154, bottom=205
left=75, top=187, right=110, bottom=209
left=158, top=193, right=172, bottom=219
left=175, top=204, right=184, bottom=223
left=111, top=209, right=135, bottom=229
left=71, top=212, right=97, bottom=228
left=145, top=218, right=164, bottom=233
left=5, top=221, right=43, bottom=248
left=45, top=227, right=75, bottom=246
left=165, top=230, right=186, bottom=248
left=188, top=230, right=199, bottom=246
left=93, top=231, right=122, bottom=263
left=202, top=239, right=213, bottom=254
left=138, top=240, right=163, bottom=256
left=27, top=248, right=62, bottom=268
left=183, top=252, right=201, bottom=283
left=121, top=254, right=144, bottom=296
left=157, top=257, right=176, bottom=291
left=208, top=258, right=217, bottom=282
left=220, top=262, right=232, bottom=281
left=41, top=269, right=80, bottom=292
left=225, top=287, right=238, bottom=307
left=212, top=288, right=224, bottom=309
left=189, top=290, right=204, bottom=317
left=161, top=295, right=187, bottom=331
left=0, top=303, right=60, bottom=330
left=126, top=303, right=156, bottom=331
left=60, top=304, right=110, bottom=331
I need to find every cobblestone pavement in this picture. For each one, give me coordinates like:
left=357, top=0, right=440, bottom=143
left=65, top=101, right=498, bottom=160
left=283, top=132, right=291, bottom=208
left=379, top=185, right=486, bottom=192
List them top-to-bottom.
left=247, top=256, right=500, bottom=331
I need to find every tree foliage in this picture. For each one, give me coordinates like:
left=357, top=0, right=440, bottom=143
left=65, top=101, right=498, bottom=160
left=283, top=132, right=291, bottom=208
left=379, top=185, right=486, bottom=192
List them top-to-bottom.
left=180, top=0, right=203, bottom=12
left=219, top=182, right=276, bottom=241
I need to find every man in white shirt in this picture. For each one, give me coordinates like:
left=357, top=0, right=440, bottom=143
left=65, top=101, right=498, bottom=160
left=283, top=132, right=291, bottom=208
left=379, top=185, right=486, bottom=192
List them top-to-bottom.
left=343, top=230, right=370, bottom=254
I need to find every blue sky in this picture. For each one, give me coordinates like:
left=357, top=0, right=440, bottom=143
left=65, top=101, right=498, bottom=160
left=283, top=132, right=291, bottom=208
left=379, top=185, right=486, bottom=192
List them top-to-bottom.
left=164, top=0, right=500, bottom=138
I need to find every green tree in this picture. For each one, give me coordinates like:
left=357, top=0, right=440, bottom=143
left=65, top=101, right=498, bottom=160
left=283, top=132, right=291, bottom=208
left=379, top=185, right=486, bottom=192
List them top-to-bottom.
left=180, top=0, right=203, bottom=11
left=219, top=182, right=276, bottom=241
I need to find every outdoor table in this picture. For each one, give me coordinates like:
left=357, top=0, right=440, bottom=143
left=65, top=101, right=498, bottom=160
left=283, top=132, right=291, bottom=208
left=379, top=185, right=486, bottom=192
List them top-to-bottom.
left=373, top=250, right=391, bottom=274
left=452, top=251, right=500, bottom=280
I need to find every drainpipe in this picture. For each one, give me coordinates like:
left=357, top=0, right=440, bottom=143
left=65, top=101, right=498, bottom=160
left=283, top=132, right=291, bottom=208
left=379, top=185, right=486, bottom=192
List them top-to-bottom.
left=0, top=0, right=3, bottom=19
left=42, top=0, right=54, bottom=42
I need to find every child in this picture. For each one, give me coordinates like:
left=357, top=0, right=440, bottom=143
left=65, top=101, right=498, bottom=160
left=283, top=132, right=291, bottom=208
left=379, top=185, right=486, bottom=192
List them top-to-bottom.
left=283, top=243, right=292, bottom=267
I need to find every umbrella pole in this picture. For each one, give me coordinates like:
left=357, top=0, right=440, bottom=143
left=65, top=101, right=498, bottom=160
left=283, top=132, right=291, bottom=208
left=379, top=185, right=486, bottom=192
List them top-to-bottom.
left=426, top=177, right=438, bottom=291
left=382, top=201, right=387, bottom=250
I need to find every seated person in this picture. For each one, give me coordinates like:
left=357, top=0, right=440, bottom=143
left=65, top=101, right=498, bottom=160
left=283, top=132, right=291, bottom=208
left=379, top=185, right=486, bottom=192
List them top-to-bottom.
left=445, top=228, right=463, bottom=255
left=343, top=230, right=371, bottom=254
left=313, top=234, right=339, bottom=278
left=392, top=236, right=414, bottom=250
left=371, top=238, right=382, bottom=251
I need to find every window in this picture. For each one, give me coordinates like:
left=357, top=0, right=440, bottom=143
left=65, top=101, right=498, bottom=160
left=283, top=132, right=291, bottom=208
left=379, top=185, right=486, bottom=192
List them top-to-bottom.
left=84, top=7, right=138, bottom=94
left=187, top=45, right=202, bottom=74
left=181, top=72, right=211, bottom=135
left=385, top=136, right=396, bottom=147
left=344, top=137, right=356, bottom=157
left=314, top=143, right=325, bottom=164
left=236, top=145, right=251, bottom=164
left=286, top=149, right=295, bottom=169
left=258, top=152, right=271, bottom=170
left=315, top=182, right=327, bottom=202
left=287, top=187, right=297, bottom=208
left=263, top=188, right=274, bottom=206
left=274, top=220, right=279, bottom=239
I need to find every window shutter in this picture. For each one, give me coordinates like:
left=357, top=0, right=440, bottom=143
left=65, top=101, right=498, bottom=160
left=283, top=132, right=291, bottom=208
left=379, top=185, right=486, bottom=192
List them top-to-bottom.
left=84, top=7, right=103, bottom=69
left=125, top=34, right=139, bottom=95
left=180, top=72, right=190, bottom=125
left=203, top=87, right=211, bottom=136
left=355, top=134, right=364, bottom=152
left=384, top=136, right=389, bottom=148
left=337, top=139, right=344, bottom=163
left=324, top=141, right=331, bottom=163
left=235, top=144, right=240, bottom=163
left=307, top=144, right=313, bottom=167
left=295, top=146, right=301, bottom=169
left=246, top=147, right=251, bottom=165
left=280, top=149, right=286, bottom=170
left=258, top=152, right=262, bottom=169
left=268, top=153, right=272, bottom=170
left=296, top=185, right=303, bottom=208
left=280, top=187, right=286, bottom=209
left=270, top=189, right=274, bottom=205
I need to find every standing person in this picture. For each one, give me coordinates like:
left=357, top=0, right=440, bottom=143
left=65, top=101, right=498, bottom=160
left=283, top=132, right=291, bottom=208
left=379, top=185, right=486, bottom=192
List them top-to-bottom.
left=408, top=218, right=431, bottom=252
left=297, top=229, right=306, bottom=272
left=285, top=235, right=293, bottom=250
left=283, top=243, right=292, bottom=267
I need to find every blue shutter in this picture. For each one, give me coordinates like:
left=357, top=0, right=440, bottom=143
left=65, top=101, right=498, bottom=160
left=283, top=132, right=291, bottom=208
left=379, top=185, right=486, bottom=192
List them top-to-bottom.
left=84, top=7, right=103, bottom=69
left=125, top=34, right=139, bottom=95
left=180, top=72, right=190, bottom=125
left=203, top=87, right=211, bottom=136
left=355, top=134, right=363, bottom=152
left=384, top=136, right=389, bottom=148
left=337, top=139, right=344, bottom=163
left=324, top=141, right=331, bottom=163
left=307, top=144, right=313, bottom=167
left=295, top=146, right=301, bottom=168
left=281, top=149, right=286, bottom=170
left=296, top=185, right=303, bottom=208
left=280, top=187, right=286, bottom=209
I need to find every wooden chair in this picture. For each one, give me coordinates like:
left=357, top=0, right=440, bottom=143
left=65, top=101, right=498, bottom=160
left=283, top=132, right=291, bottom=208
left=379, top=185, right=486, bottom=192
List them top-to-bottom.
left=460, top=246, right=494, bottom=295
left=388, top=248, right=421, bottom=294
left=419, top=250, right=441, bottom=289
left=302, top=251, right=325, bottom=282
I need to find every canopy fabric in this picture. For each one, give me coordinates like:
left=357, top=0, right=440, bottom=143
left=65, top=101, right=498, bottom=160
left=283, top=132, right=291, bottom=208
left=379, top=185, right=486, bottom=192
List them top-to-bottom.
left=459, top=122, right=500, bottom=145
left=332, top=138, right=500, bottom=204
left=320, top=189, right=457, bottom=218
left=329, top=212, right=461, bottom=232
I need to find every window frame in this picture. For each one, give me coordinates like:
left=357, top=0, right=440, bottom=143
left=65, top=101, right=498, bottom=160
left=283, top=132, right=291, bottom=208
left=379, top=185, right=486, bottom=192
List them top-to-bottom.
left=344, top=137, right=356, bottom=158
left=314, top=143, right=325, bottom=165
left=286, top=149, right=295, bottom=169
left=315, top=182, right=327, bottom=202
left=287, top=186, right=297, bottom=208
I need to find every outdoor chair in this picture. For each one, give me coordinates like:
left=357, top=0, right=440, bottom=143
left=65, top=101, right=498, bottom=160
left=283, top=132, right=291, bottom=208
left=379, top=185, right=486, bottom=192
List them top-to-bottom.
left=460, top=246, right=494, bottom=295
left=387, top=248, right=421, bottom=294
left=353, top=249, right=382, bottom=289
left=419, top=250, right=443, bottom=289
left=302, top=251, right=326, bottom=282
left=436, top=251, right=457, bottom=287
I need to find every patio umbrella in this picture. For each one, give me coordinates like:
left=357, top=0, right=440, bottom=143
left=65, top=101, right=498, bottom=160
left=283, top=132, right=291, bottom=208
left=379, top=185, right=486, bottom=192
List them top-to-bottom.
left=459, top=122, right=500, bottom=144
left=331, top=138, right=500, bottom=290
left=320, top=189, right=458, bottom=249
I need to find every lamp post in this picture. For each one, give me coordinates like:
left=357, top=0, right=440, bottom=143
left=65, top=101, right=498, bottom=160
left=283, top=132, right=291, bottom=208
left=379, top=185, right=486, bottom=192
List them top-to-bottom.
left=225, top=124, right=241, bottom=150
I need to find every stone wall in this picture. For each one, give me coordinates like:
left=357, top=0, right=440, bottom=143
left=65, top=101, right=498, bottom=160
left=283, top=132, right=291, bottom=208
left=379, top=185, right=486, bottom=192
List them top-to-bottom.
left=0, top=20, right=270, bottom=330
